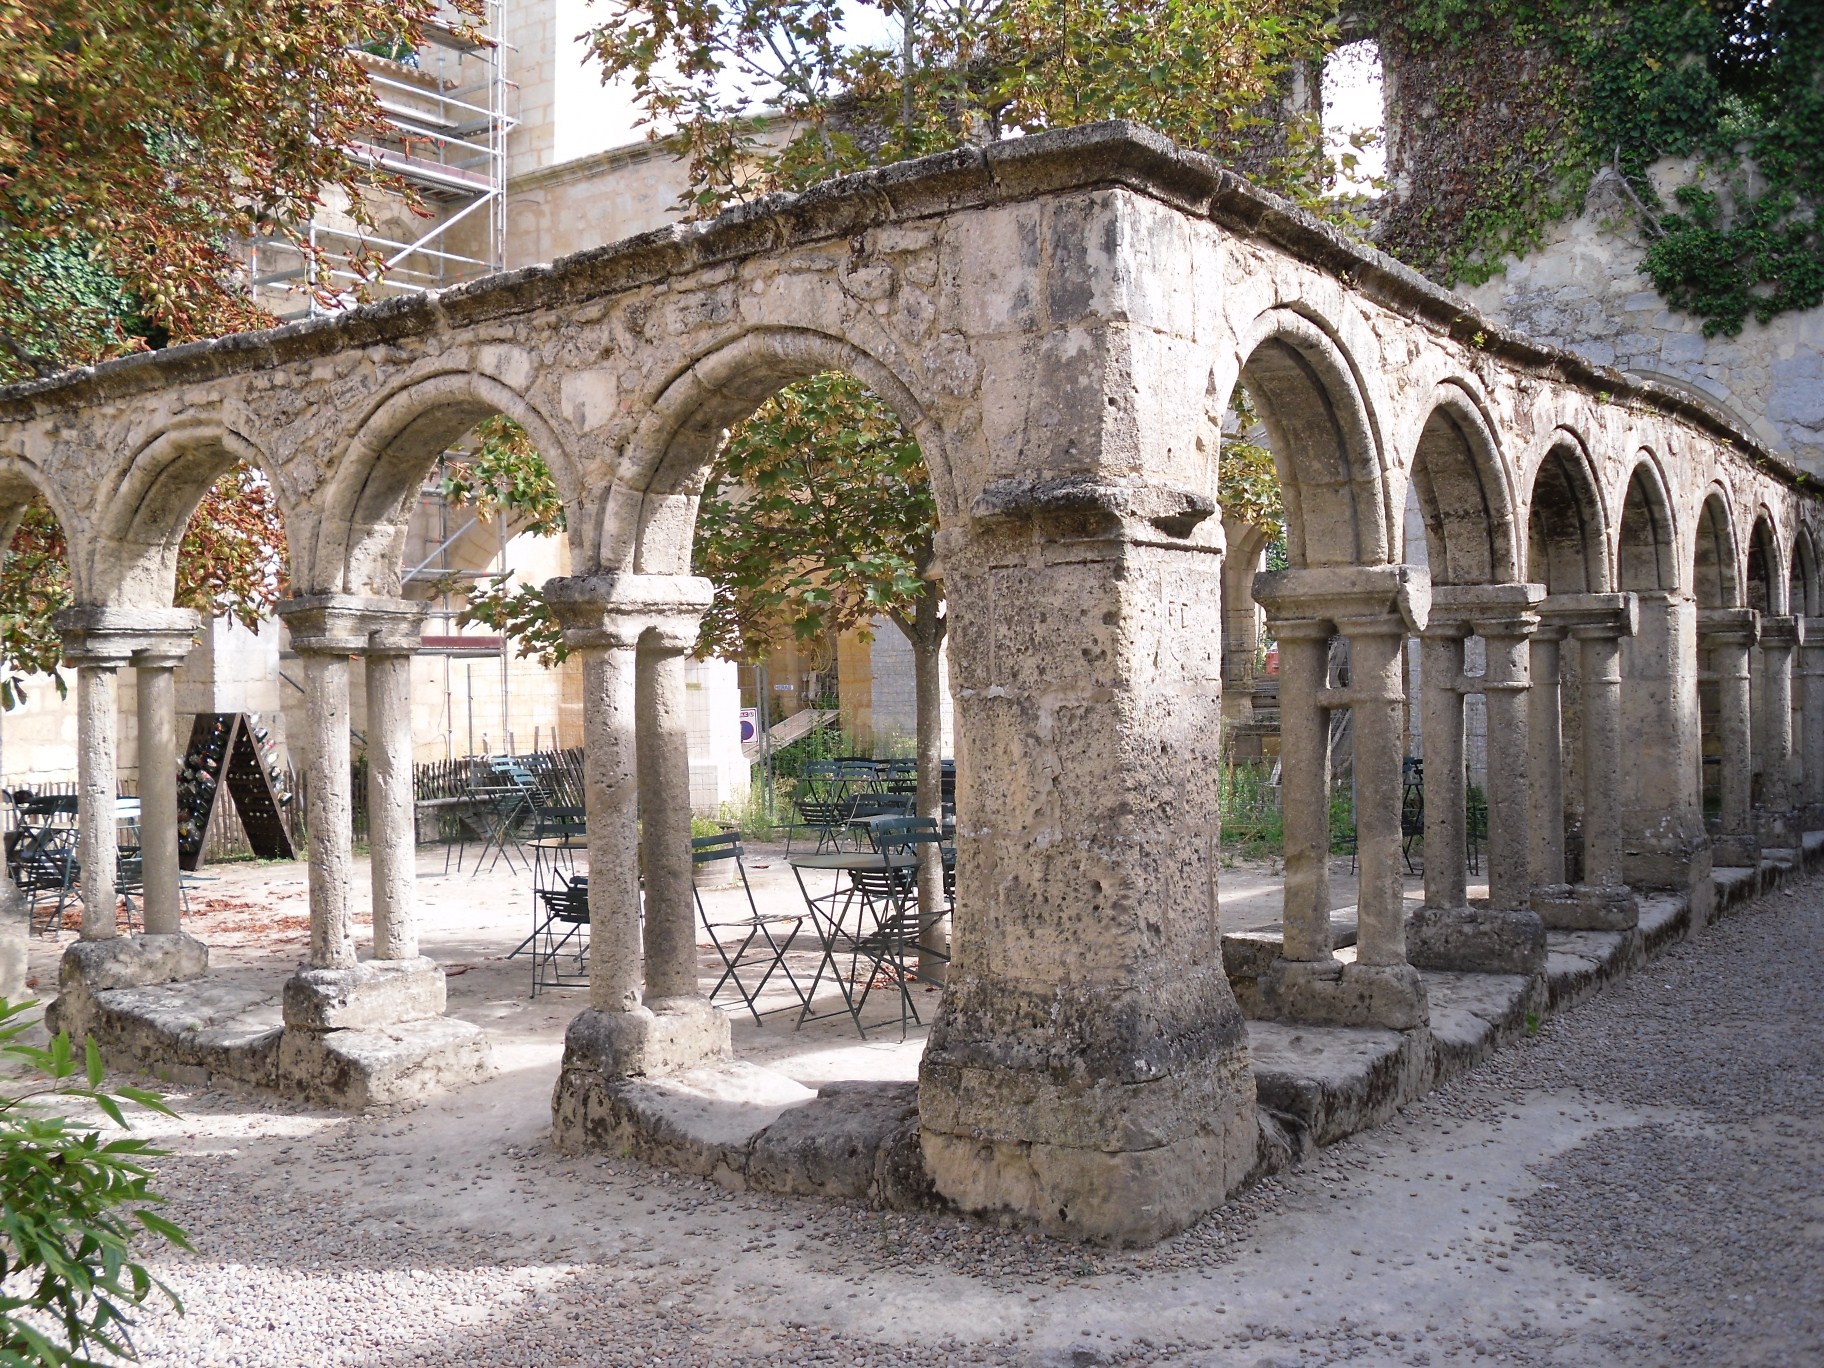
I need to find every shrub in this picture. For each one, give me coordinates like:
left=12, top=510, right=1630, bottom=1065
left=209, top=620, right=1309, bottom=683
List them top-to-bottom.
left=0, top=999, right=188, bottom=1365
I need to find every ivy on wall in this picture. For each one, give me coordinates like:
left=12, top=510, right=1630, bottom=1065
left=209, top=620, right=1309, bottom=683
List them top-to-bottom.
left=1370, top=0, right=1823, bottom=336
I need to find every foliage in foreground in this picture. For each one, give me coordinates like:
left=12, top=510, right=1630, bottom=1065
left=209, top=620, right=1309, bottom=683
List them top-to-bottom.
left=0, top=999, right=188, bottom=1365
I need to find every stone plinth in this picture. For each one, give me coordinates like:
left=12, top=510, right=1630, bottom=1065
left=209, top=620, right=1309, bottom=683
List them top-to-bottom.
left=49, top=932, right=210, bottom=1040
left=281, top=957, right=447, bottom=1031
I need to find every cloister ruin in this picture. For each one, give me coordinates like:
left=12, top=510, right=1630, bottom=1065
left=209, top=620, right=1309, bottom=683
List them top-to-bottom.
left=3, top=123, right=1820, bottom=1248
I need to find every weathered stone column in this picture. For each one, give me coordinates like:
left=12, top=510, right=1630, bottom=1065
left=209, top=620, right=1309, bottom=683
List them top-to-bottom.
left=917, top=485, right=1255, bottom=1248
left=1250, top=565, right=1430, bottom=1030
left=547, top=574, right=727, bottom=1132
left=1409, top=584, right=1546, bottom=975
left=1620, top=591, right=1711, bottom=921
left=1536, top=595, right=1639, bottom=930
left=276, top=597, right=432, bottom=971
left=55, top=608, right=202, bottom=943
left=362, top=608, right=425, bottom=961
left=1699, top=608, right=1760, bottom=868
left=1337, top=612, right=1414, bottom=970
left=1756, top=616, right=1801, bottom=848
left=1273, top=617, right=1338, bottom=963
left=1802, top=618, right=1824, bottom=819
left=1527, top=622, right=1568, bottom=903
left=1416, top=623, right=1469, bottom=917
left=286, top=627, right=360, bottom=970
left=636, top=633, right=700, bottom=1003
left=576, top=634, right=643, bottom=1015
left=132, top=639, right=195, bottom=937
left=72, top=656, right=124, bottom=941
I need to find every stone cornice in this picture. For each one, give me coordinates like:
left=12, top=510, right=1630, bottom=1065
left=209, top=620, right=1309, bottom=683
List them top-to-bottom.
left=0, top=121, right=1804, bottom=497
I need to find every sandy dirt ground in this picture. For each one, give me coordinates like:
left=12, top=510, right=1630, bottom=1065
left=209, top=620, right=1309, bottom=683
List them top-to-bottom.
left=17, top=847, right=1811, bottom=1367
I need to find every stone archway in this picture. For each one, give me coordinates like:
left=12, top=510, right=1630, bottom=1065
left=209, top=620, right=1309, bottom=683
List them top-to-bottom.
left=557, top=303, right=1255, bottom=1247
left=1232, top=309, right=1431, bottom=1032
left=1404, top=382, right=1540, bottom=975
left=1523, top=432, right=1637, bottom=929
left=1693, top=490, right=1759, bottom=864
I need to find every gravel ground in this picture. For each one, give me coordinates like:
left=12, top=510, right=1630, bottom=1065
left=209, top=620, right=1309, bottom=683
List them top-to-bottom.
left=86, top=872, right=1824, bottom=1366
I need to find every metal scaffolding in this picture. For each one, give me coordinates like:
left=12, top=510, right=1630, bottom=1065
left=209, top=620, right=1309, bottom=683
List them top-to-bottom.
left=249, top=3, right=514, bottom=318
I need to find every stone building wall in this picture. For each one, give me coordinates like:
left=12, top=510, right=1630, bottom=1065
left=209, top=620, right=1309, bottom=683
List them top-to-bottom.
left=1461, top=160, right=1824, bottom=478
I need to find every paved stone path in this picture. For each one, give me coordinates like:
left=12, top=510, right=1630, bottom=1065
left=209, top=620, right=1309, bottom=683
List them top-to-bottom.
left=105, top=872, right=1821, bottom=1366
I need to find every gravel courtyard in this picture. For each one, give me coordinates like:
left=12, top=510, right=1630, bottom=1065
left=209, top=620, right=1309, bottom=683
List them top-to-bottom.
left=46, top=863, right=1824, bottom=1367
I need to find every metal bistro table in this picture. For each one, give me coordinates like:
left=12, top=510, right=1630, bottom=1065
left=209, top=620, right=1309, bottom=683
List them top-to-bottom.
left=787, top=849, right=927, bottom=1039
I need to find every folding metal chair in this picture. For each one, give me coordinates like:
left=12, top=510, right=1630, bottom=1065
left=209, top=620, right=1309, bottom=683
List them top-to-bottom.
left=784, top=782, right=855, bottom=855
left=9, top=793, right=81, bottom=935
left=870, top=815, right=957, bottom=914
left=693, top=833, right=808, bottom=1024
left=529, top=876, right=590, bottom=994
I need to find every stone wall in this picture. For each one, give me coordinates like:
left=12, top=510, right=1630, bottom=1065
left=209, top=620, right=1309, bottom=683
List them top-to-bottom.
left=1463, top=159, right=1824, bottom=478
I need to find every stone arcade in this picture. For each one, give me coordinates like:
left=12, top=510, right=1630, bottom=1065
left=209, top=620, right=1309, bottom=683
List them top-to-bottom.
left=2, top=124, right=1820, bottom=1246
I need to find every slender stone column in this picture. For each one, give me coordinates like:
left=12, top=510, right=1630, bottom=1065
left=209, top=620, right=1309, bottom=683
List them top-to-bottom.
left=1252, top=565, right=1430, bottom=1030
left=545, top=574, right=727, bottom=1101
left=1409, top=584, right=1546, bottom=975
left=1619, top=591, right=1711, bottom=919
left=1537, top=594, right=1639, bottom=930
left=279, top=595, right=433, bottom=974
left=47, top=608, right=208, bottom=1038
left=1699, top=608, right=1760, bottom=868
left=1338, top=613, right=1411, bottom=969
left=1756, top=616, right=1801, bottom=847
left=1273, top=618, right=1336, bottom=963
left=1480, top=618, right=1537, bottom=912
left=1802, top=618, right=1824, bottom=816
left=1571, top=620, right=1637, bottom=926
left=1527, top=623, right=1568, bottom=901
left=1417, top=625, right=1469, bottom=915
left=635, top=631, right=700, bottom=1003
left=576, top=637, right=643, bottom=1012
left=364, top=640, right=421, bottom=960
left=133, top=645, right=191, bottom=936
left=300, top=645, right=357, bottom=968
left=73, top=658, right=123, bottom=940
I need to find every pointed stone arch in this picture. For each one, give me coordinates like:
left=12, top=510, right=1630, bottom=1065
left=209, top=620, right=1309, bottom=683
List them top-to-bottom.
left=1616, top=454, right=1679, bottom=593
left=1693, top=488, right=1740, bottom=609
left=1746, top=510, right=1782, bottom=615
left=1791, top=523, right=1820, bottom=618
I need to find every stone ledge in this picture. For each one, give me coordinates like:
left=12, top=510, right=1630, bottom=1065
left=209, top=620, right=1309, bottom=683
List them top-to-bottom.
left=559, top=838, right=1824, bottom=1244
left=1408, top=905, right=1547, bottom=976
left=48, top=967, right=492, bottom=1110
left=277, top=1017, right=493, bottom=1109
left=1245, top=1020, right=1425, bottom=1149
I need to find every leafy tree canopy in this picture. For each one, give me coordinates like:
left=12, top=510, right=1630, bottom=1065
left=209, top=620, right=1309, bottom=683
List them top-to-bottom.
left=0, top=0, right=480, bottom=379
left=586, top=0, right=1354, bottom=221
left=1371, top=0, right=1823, bottom=334
left=692, top=372, right=935, bottom=662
